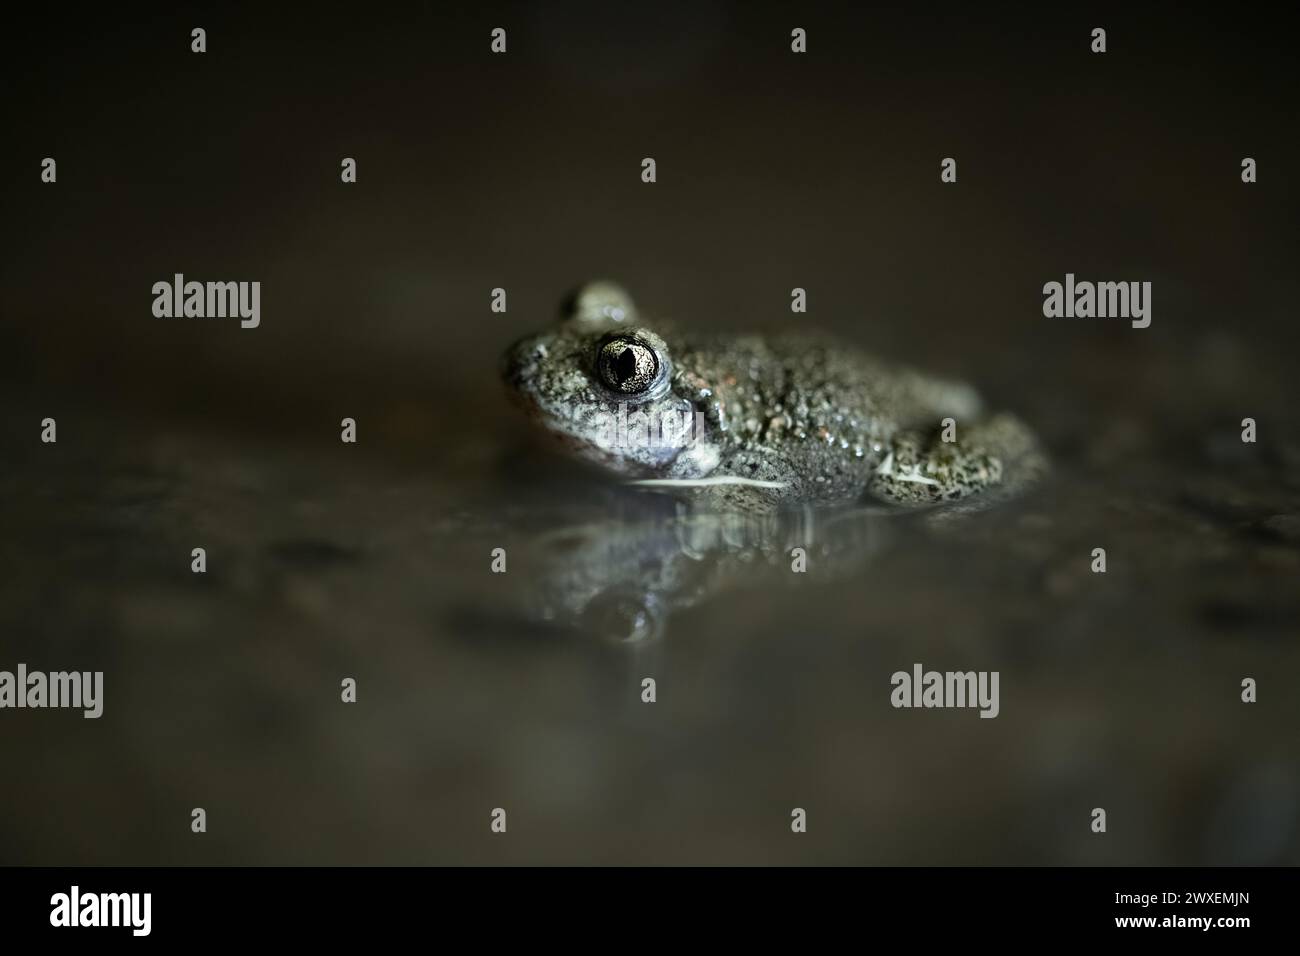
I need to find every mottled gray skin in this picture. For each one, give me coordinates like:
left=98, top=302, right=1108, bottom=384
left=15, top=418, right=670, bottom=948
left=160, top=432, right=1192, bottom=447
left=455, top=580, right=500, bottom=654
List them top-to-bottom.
left=503, top=281, right=1043, bottom=510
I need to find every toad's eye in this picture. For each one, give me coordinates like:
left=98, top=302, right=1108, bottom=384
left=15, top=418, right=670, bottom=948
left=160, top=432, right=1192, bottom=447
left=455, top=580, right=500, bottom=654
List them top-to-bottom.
left=596, top=336, right=661, bottom=395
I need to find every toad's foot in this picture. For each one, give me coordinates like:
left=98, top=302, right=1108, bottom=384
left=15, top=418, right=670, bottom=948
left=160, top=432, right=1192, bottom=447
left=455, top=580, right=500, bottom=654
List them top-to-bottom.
left=868, top=413, right=1045, bottom=507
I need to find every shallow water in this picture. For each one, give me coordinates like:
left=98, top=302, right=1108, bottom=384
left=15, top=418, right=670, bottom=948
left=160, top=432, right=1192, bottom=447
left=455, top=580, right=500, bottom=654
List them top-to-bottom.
left=2, top=5, right=1298, bottom=864
left=2, top=362, right=1298, bottom=864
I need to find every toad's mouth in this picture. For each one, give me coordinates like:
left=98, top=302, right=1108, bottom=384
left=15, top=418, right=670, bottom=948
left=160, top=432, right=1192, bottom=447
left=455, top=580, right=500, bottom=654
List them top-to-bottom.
left=624, top=475, right=788, bottom=490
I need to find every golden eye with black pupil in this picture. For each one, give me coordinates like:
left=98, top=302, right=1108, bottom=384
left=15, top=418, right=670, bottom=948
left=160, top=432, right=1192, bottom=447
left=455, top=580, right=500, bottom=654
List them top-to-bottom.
left=596, top=336, right=660, bottom=394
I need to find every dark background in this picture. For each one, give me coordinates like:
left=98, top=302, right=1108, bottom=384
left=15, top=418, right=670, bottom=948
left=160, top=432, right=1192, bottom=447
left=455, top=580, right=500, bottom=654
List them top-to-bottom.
left=1, top=3, right=1297, bottom=864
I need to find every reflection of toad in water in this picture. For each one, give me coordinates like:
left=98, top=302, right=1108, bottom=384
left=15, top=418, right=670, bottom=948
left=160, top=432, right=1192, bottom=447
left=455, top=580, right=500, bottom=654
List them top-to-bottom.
left=523, top=502, right=897, bottom=644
